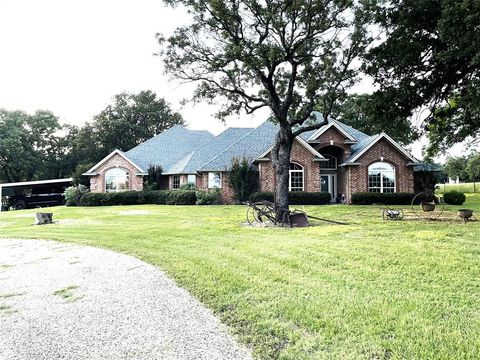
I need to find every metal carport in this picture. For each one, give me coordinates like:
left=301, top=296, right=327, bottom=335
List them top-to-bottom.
left=0, top=178, right=73, bottom=211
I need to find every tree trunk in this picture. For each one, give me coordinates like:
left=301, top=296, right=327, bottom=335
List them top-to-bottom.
left=271, top=126, right=294, bottom=223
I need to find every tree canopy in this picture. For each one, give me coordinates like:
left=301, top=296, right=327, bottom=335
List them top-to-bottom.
left=160, top=0, right=375, bottom=213
left=364, top=0, right=480, bottom=155
left=93, top=90, right=184, bottom=154
left=0, top=91, right=182, bottom=184
left=331, top=93, right=418, bottom=144
left=0, top=109, right=63, bottom=182
left=443, top=156, right=468, bottom=181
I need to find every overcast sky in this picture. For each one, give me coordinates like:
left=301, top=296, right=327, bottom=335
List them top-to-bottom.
left=0, top=0, right=460, bottom=159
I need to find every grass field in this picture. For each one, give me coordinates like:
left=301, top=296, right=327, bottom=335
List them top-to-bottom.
left=437, top=182, right=479, bottom=193
left=1, top=196, right=480, bottom=359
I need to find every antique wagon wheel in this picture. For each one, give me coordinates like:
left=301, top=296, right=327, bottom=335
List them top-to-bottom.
left=411, top=191, right=445, bottom=220
left=246, top=201, right=277, bottom=226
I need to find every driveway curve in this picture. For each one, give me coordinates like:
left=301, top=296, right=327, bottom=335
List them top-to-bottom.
left=0, top=239, right=252, bottom=360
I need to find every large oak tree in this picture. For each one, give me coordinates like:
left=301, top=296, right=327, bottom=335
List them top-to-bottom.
left=159, top=0, right=374, bottom=217
left=364, top=0, right=480, bottom=156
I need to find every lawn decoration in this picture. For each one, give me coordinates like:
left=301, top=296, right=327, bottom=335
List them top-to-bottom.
left=411, top=192, right=445, bottom=220
left=246, top=201, right=348, bottom=227
left=378, top=204, right=404, bottom=220
left=457, top=209, right=477, bottom=222
left=34, top=212, right=53, bottom=225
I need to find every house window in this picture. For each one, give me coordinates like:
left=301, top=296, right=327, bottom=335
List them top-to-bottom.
left=320, top=155, right=337, bottom=170
left=368, top=162, right=395, bottom=193
left=289, top=163, right=304, bottom=192
left=105, top=168, right=129, bottom=193
left=208, top=172, right=222, bottom=188
left=187, top=174, right=196, bottom=184
left=172, top=175, right=180, bottom=189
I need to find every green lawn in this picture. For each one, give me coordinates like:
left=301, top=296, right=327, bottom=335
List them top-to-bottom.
left=437, top=182, right=479, bottom=193
left=1, top=197, right=480, bottom=359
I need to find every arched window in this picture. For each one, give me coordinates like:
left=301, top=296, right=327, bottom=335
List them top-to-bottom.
left=320, top=155, right=337, bottom=170
left=368, top=162, right=395, bottom=193
left=289, top=163, right=304, bottom=192
left=105, top=168, right=130, bottom=193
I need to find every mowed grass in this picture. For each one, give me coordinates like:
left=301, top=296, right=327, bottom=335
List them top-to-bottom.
left=437, top=182, right=480, bottom=193
left=1, top=197, right=480, bottom=359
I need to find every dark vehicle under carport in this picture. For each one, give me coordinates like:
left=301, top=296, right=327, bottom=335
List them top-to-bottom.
left=0, top=178, right=73, bottom=211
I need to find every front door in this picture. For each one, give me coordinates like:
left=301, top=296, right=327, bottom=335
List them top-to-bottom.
left=320, top=174, right=337, bottom=202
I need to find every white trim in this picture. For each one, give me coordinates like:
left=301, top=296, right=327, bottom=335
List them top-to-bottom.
left=307, top=121, right=356, bottom=142
left=347, top=133, right=418, bottom=164
left=256, top=137, right=325, bottom=160
left=83, top=149, right=145, bottom=175
left=319, top=154, right=337, bottom=170
left=289, top=162, right=304, bottom=192
left=368, top=162, right=396, bottom=193
left=105, top=168, right=130, bottom=193
left=208, top=172, right=222, bottom=189
left=172, top=174, right=181, bottom=190
left=320, top=174, right=337, bottom=202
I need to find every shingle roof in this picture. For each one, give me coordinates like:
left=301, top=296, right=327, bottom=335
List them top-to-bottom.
left=298, top=111, right=369, bottom=142
left=117, top=112, right=412, bottom=175
left=198, top=121, right=278, bottom=171
left=125, top=125, right=214, bottom=172
left=164, top=127, right=254, bottom=174
left=341, top=135, right=378, bottom=164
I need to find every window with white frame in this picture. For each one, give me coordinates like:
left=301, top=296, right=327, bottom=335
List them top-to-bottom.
left=320, top=155, right=337, bottom=170
left=368, top=162, right=395, bottom=193
left=289, top=163, right=304, bottom=192
left=105, top=168, right=129, bottom=192
left=208, top=172, right=222, bottom=188
left=187, top=174, right=196, bottom=184
left=172, top=175, right=180, bottom=189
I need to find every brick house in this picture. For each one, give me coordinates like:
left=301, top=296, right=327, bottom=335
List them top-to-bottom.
left=84, top=112, right=418, bottom=203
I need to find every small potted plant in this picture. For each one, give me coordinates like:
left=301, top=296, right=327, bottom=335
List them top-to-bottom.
left=420, top=201, right=436, bottom=212
left=458, top=209, right=474, bottom=220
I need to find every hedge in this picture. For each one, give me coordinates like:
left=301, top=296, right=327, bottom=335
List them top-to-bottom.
left=79, top=190, right=197, bottom=206
left=142, top=190, right=170, bottom=205
left=166, top=190, right=197, bottom=205
left=443, top=190, right=466, bottom=205
left=249, top=191, right=332, bottom=205
left=351, top=192, right=416, bottom=205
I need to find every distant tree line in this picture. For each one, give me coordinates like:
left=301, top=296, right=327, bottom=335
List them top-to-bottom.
left=0, top=90, right=183, bottom=183
left=444, top=153, right=480, bottom=188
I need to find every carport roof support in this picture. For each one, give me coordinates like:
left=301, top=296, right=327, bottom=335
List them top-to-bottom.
left=0, top=178, right=73, bottom=190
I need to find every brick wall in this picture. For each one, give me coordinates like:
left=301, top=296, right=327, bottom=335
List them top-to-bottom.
left=312, top=127, right=352, bottom=156
left=345, top=138, right=414, bottom=202
left=259, top=139, right=321, bottom=193
left=89, top=154, right=144, bottom=193
left=197, top=171, right=235, bottom=203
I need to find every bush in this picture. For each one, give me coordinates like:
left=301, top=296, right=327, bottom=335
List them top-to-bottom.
left=228, top=157, right=259, bottom=202
left=179, top=183, right=196, bottom=190
left=64, top=185, right=89, bottom=206
left=196, top=189, right=221, bottom=205
left=79, top=190, right=198, bottom=206
left=142, top=190, right=169, bottom=205
left=166, top=190, right=197, bottom=205
left=443, top=190, right=466, bottom=205
left=107, top=191, right=142, bottom=205
left=249, top=191, right=332, bottom=205
left=249, top=191, right=274, bottom=203
left=79, top=192, right=110, bottom=206
left=289, top=192, right=332, bottom=205
left=351, top=192, right=415, bottom=205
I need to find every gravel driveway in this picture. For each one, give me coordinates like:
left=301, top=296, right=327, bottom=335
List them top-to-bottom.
left=0, top=239, right=252, bottom=360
